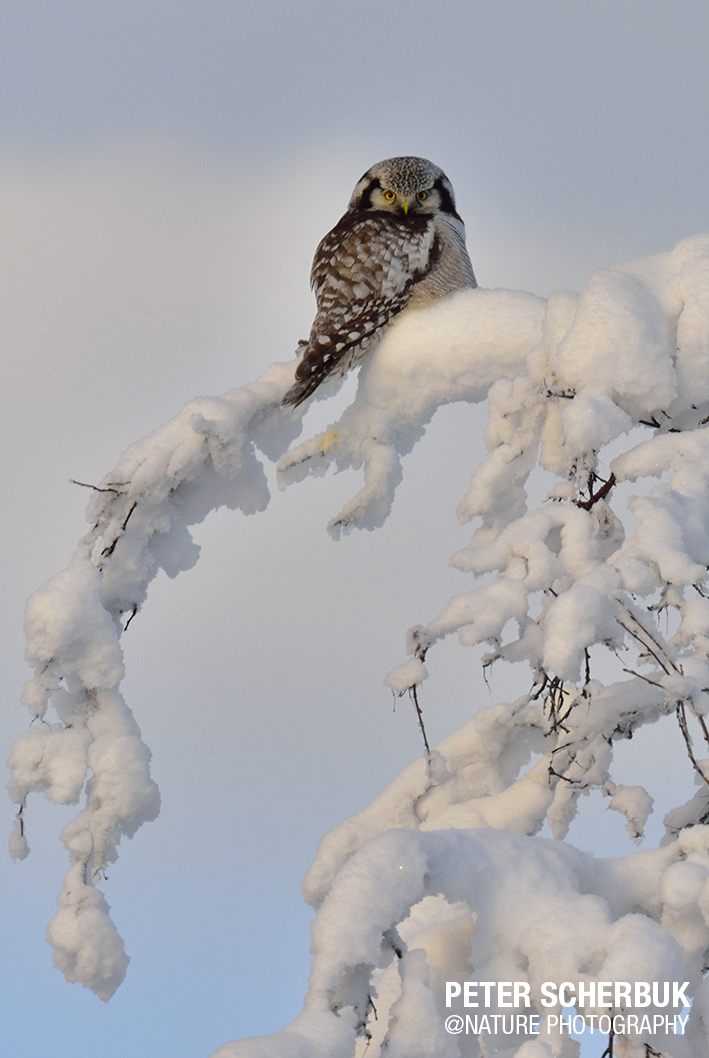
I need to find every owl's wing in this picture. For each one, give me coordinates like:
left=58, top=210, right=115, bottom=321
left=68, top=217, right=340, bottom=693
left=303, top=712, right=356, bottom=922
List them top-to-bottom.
left=311, top=210, right=437, bottom=316
left=282, top=213, right=439, bottom=406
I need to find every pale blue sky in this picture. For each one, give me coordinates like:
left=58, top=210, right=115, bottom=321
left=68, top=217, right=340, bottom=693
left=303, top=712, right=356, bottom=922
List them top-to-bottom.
left=2, top=3, right=707, bottom=1056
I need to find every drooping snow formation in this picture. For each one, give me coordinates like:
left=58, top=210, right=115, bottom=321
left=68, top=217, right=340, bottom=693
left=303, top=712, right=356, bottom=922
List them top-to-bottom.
left=8, top=234, right=709, bottom=1055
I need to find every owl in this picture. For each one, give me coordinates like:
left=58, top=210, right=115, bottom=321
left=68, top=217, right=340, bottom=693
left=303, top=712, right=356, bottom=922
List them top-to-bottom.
left=282, top=156, right=477, bottom=407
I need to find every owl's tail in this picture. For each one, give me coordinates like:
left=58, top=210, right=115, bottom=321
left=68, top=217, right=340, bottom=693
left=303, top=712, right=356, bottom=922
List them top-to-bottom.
left=282, top=333, right=362, bottom=407
left=282, top=339, right=325, bottom=407
left=282, top=373, right=324, bottom=408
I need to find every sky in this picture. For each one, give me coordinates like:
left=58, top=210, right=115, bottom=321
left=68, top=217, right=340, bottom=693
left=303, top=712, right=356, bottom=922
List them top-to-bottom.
left=2, top=3, right=709, bottom=1056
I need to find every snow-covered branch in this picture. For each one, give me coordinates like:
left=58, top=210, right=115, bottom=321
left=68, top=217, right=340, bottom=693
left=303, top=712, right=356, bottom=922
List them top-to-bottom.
left=9, top=234, right=709, bottom=1056
left=7, top=284, right=545, bottom=999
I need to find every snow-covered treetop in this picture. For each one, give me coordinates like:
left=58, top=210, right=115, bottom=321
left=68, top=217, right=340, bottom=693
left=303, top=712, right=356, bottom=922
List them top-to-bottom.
left=8, top=234, right=709, bottom=1056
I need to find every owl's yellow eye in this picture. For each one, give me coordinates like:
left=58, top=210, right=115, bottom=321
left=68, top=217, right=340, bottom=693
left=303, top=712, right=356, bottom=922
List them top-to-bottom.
left=383, top=190, right=396, bottom=201
left=417, top=190, right=428, bottom=201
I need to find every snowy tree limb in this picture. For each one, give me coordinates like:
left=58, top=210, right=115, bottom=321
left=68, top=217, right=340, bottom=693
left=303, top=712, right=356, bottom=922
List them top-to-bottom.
left=8, top=234, right=709, bottom=1058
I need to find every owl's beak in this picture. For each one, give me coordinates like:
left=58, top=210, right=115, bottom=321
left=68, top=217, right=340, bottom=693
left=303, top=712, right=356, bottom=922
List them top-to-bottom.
left=401, top=200, right=410, bottom=216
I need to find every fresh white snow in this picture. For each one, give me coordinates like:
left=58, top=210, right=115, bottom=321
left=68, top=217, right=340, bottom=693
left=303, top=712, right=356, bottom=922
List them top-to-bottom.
left=9, top=234, right=709, bottom=1054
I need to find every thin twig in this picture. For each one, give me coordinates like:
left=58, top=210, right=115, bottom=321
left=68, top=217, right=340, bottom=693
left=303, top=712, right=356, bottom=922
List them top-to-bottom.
left=575, top=473, right=616, bottom=511
left=70, top=479, right=120, bottom=493
left=101, top=501, right=138, bottom=557
left=120, top=501, right=137, bottom=531
left=619, top=603, right=677, bottom=667
left=617, top=606, right=709, bottom=785
left=617, top=620, right=671, bottom=675
left=621, top=667, right=664, bottom=689
left=529, top=670, right=549, bottom=701
left=543, top=676, right=572, bottom=734
left=409, top=684, right=431, bottom=758
left=676, top=701, right=709, bottom=786
left=697, top=712, right=709, bottom=752
left=548, top=765, right=583, bottom=785
left=600, top=1032, right=614, bottom=1058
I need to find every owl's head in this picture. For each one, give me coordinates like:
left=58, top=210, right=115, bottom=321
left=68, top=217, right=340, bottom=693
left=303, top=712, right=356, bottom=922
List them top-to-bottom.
left=348, top=156, right=460, bottom=219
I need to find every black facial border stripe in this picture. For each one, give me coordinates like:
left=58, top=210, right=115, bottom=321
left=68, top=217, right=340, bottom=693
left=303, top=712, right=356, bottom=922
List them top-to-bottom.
left=433, top=177, right=460, bottom=218
left=356, top=178, right=381, bottom=210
